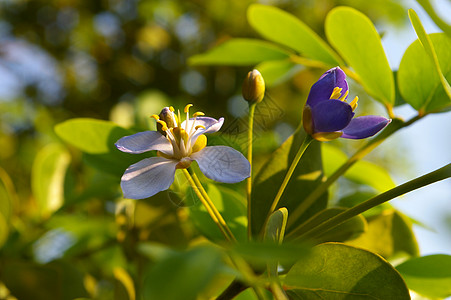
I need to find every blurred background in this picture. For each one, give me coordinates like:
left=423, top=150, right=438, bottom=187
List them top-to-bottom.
left=0, top=0, right=450, bottom=298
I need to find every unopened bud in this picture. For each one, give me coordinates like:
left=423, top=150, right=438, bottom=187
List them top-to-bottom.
left=242, top=69, right=265, bottom=104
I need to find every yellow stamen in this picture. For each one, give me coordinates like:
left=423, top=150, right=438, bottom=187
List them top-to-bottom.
left=330, top=87, right=342, bottom=99
left=339, top=90, right=349, bottom=101
left=350, top=96, right=359, bottom=111
left=184, top=104, right=193, bottom=113
left=169, top=106, right=175, bottom=112
left=193, top=112, right=205, bottom=117
left=151, top=114, right=160, bottom=120
left=157, top=120, right=168, bottom=131
left=195, top=125, right=206, bottom=130
left=191, top=134, right=207, bottom=153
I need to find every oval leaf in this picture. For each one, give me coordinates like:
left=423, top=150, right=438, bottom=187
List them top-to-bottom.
left=247, top=4, right=342, bottom=66
left=326, top=7, right=394, bottom=105
left=398, top=33, right=451, bottom=113
left=188, top=38, right=290, bottom=66
left=31, top=144, right=71, bottom=217
left=284, top=243, right=410, bottom=299
left=396, top=254, right=451, bottom=299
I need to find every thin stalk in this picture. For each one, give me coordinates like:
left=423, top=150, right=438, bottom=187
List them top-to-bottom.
left=247, top=102, right=257, bottom=240
left=287, top=115, right=423, bottom=229
left=266, top=135, right=314, bottom=221
left=294, top=163, right=451, bottom=242
left=182, top=168, right=234, bottom=242
left=188, top=169, right=237, bottom=242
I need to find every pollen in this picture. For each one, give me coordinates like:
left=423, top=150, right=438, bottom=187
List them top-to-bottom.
left=330, top=87, right=342, bottom=99
left=339, top=90, right=349, bottom=101
left=350, top=96, right=359, bottom=111
left=184, top=104, right=193, bottom=113
left=169, top=106, right=175, bottom=112
left=193, top=112, right=205, bottom=118
left=151, top=114, right=160, bottom=120
left=157, top=120, right=168, bottom=131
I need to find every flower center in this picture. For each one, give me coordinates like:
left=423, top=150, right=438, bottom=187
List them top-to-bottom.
left=329, top=87, right=358, bottom=111
left=152, top=104, right=207, bottom=160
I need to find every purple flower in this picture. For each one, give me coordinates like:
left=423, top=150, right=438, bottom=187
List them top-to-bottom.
left=303, top=67, right=391, bottom=141
left=116, top=105, right=250, bottom=199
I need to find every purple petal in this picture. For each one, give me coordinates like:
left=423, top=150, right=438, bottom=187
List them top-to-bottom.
left=307, top=67, right=349, bottom=107
left=310, top=99, right=354, bottom=133
left=342, top=116, right=391, bottom=139
left=185, top=117, right=225, bottom=146
left=115, top=131, right=172, bottom=154
left=191, top=146, right=250, bottom=183
left=120, top=157, right=178, bottom=199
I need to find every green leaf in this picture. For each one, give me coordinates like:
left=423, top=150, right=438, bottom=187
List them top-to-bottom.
left=416, top=0, right=451, bottom=37
left=247, top=4, right=342, bottom=67
left=325, top=7, right=394, bottom=105
left=408, top=9, right=451, bottom=108
left=398, top=32, right=451, bottom=113
left=188, top=38, right=290, bottom=66
left=256, top=60, right=301, bottom=87
left=55, top=118, right=149, bottom=176
left=251, top=128, right=327, bottom=236
left=322, top=143, right=395, bottom=193
left=31, top=144, right=71, bottom=217
left=0, top=167, right=16, bottom=248
left=188, top=183, right=247, bottom=242
left=337, top=192, right=392, bottom=218
left=264, top=207, right=288, bottom=244
left=288, top=207, right=367, bottom=244
left=346, top=210, right=419, bottom=259
left=232, top=241, right=310, bottom=268
left=284, top=243, right=410, bottom=299
left=142, top=246, right=224, bottom=300
left=396, top=254, right=451, bottom=299
left=2, top=260, right=89, bottom=300
left=113, top=267, right=135, bottom=300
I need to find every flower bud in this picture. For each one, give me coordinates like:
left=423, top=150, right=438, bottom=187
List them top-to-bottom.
left=242, top=69, right=265, bottom=104
left=157, top=107, right=177, bottom=135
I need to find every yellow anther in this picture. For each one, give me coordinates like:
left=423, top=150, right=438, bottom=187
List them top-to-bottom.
left=330, top=87, right=342, bottom=99
left=339, top=90, right=349, bottom=101
left=350, top=96, right=359, bottom=111
left=184, top=104, right=193, bottom=113
left=169, top=106, right=175, bottom=112
left=193, top=111, right=205, bottom=118
left=151, top=114, right=160, bottom=120
left=157, top=120, right=168, bottom=131
left=195, top=125, right=206, bottom=130
left=191, top=134, right=207, bottom=153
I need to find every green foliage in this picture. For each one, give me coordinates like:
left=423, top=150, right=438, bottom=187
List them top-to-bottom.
left=247, top=4, right=342, bottom=67
left=325, top=7, right=394, bottom=106
left=398, top=32, right=451, bottom=113
left=250, top=128, right=327, bottom=236
left=31, top=144, right=71, bottom=217
left=0, top=168, right=15, bottom=248
left=284, top=243, right=410, bottom=299
left=142, top=246, right=224, bottom=300
left=396, top=254, right=451, bottom=299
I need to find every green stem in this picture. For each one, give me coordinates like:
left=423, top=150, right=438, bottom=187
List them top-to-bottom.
left=247, top=102, right=257, bottom=240
left=287, top=115, right=422, bottom=229
left=265, top=135, right=313, bottom=225
left=294, top=163, right=451, bottom=242
left=182, top=168, right=236, bottom=242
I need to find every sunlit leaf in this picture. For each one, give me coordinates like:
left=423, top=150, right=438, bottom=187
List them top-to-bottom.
left=416, top=0, right=451, bottom=37
left=247, top=4, right=342, bottom=67
left=326, top=7, right=394, bottom=106
left=408, top=9, right=451, bottom=108
left=398, top=33, right=451, bottom=113
left=189, top=38, right=290, bottom=66
left=55, top=118, right=149, bottom=176
left=251, top=128, right=326, bottom=236
left=322, top=143, right=396, bottom=193
left=31, top=144, right=71, bottom=217
left=0, top=167, right=16, bottom=248
left=188, top=183, right=247, bottom=242
left=337, top=191, right=392, bottom=217
left=264, top=207, right=288, bottom=244
left=288, top=207, right=367, bottom=244
left=346, top=210, right=419, bottom=259
left=284, top=243, right=410, bottom=299
left=142, top=246, right=224, bottom=300
left=396, top=254, right=451, bottom=299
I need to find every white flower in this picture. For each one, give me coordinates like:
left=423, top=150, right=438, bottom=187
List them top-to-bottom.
left=115, top=105, right=250, bottom=199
